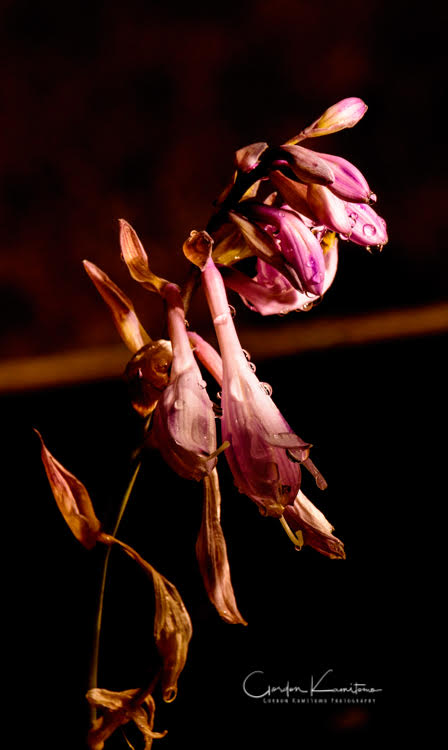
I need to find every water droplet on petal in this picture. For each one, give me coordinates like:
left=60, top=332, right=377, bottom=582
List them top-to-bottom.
left=369, top=192, right=377, bottom=204
left=363, top=223, right=376, bottom=238
left=301, top=301, right=314, bottom=311
left=229, top=304, right=236, bottom=318
left=213, top=313, right=228, bottom=325
left=184, top=319, right=190, bottom=328
left=242, top=349, right=251, bottom=361
left=248, top=361, right=257, bottom=372
left=198, top=379, right=207, bottom=389
left=261, top=382, right=273, bottom=396
left=216, top=391, right=222, bottom=400
left=174, top=399, right=184, bottom=410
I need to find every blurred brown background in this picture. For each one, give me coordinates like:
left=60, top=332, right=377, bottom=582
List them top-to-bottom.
left=1, top=0, right=447, bottom=375
left=3, top=2, right=444, bottom=748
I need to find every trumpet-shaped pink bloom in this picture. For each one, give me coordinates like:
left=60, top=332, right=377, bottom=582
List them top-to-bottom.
left=219, top=235, right=338, bottom=316
left=201, top=257, right=324, bottom=518
left=149, top=283, right=217, bottom=481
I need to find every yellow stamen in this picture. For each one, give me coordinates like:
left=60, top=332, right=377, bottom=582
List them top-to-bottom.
left=280, top=516, right=304, bottom=550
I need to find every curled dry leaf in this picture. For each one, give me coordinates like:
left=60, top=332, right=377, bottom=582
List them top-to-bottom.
left=83, top=260, right=151, bottom=354
left=35, top=430, right=101, bottom=549
left=196, top=468, right=247, bottom=625
left=106, top=537, right=193, bottom=702
left=87, top=688, right=167, bottom=750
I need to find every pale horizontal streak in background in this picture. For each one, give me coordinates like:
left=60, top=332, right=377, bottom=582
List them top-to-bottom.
left=1, top=301, right=447, bottom=393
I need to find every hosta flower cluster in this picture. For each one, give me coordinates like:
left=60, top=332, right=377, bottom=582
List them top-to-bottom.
left=38, top=97, right=387, bottom=749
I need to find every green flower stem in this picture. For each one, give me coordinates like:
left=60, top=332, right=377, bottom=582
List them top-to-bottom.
left=89, top=458, right=142, bottom=722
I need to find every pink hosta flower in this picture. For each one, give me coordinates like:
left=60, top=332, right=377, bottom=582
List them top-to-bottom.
left=234, top=202, right=327, bottom=296
left=219, top=233, right=338, bottom=316
left=201, top=255, right=324, bottom=518
left=149, top=282, right=218, bottom=481
left=283, top=491, right=345, bottom=559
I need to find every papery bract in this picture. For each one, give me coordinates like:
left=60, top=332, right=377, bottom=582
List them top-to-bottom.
left=202, top=257, right=317, bottom=518
left=83, top=260, right=150, bottom=354
left=149, top=283, right=217, bottom=481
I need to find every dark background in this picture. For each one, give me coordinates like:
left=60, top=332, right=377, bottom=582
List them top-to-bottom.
left=2, top=0, right=446, bottom=748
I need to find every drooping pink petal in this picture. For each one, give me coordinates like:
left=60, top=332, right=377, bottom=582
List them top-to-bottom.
left=196, top=468, right=247, bottom=625
left=283, top=490, right=346, bottom=559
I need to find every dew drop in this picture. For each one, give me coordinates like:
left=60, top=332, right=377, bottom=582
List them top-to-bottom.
left=369, top=192, right=377, bottom=204
left=363, top=223, right=376, bottom=238
left=302, top=301, right=314, bottom=312
left=229, top=304, right=236, bottom=318
left=213, top=313, right=228, bottom=325
left=184, top=318, right=190, bottom=329
left=242, top=348, right=251, bottom=361
left=248, top=361, right=257, bottom=372
left=198, top=378, right=207, bottom=389
left=261, top=382, right=273, bottom=396
left=216, top=391, right=222, bottom=400
left=174, top=399, right=184, bottom=410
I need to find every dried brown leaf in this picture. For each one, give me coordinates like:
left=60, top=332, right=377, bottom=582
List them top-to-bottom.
left=83, top=260, right=151, bottom=353
left=35, top=430, right=101, bottom=549
left=196, top=468, right=247, bottom=625
left=87, top=688, right=167, bottom=750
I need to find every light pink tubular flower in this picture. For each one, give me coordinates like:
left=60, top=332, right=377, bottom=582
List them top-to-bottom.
left=218, top=233, right=338, bottom=316
left=201, top=256, right=325, bottom=518
left=149, top=282, right=218, bottom=482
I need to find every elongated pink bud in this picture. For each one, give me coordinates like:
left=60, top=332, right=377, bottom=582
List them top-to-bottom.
left=292, top=97, right=368, bottom=142
left=235, top=141, right=268, bottom=172
left=280, top=145, right=335, bottom=185
left=313, top=151, right=374, bottom=203
left=269, top=170, right=317, bottom=221
left=307, top=184, right=353, bottom=235
left=344, top=202, right=388, bottom=247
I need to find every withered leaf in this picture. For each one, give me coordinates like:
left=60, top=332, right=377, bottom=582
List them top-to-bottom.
left=83, top=260, right=151, bottom=354
left=35, top=430, right=101, bottom=549
left=196, top=468, right=247, bottom=625
left=87, top=688, right=167, bottom=750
